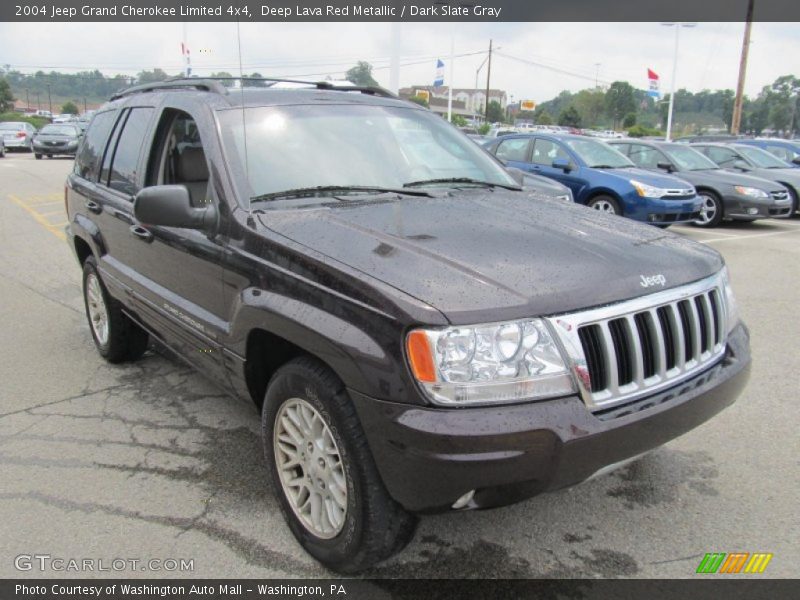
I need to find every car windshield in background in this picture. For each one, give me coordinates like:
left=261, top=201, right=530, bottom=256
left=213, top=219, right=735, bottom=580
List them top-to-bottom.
left=217, top=104, right=517, bottom=206
left=0, top=122, right=25, bottom=130
left=39, top=125, right=79, bottom=136
left=564, top=138, right=634, bottom=168
left=665, top=145, right=720, bottom=171
left=737, top=145, right=792, bottom=169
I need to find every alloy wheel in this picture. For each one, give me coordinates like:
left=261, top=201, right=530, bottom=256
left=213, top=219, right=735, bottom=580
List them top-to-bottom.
left=85, top=273, right=109, bottom=345
left=274, top=397, right=348, bottom=539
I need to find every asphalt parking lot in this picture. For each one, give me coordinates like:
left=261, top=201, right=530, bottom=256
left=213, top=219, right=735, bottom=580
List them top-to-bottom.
left=1, top=151, right=798, bottom=579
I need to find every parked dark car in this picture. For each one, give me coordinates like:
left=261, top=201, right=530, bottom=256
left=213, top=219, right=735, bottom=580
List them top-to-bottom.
left=66, top=78, right=750, bottom=573
left=0, top=121, right=36, bottom=151
left=32, top=123, right=83, bottom=159
left=483, top=133, right=702, bottom=226
left=674, top=134, right=741, bottom=144
left=735, top=138, right=800, bottom=167
left=608, top=139, right=792, bottom=227
left=692, top=142, right=800, bottom=214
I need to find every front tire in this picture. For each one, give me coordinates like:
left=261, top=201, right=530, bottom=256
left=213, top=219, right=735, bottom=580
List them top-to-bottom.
left=34, top=153, right=43, bottom=160
left=693, top=191, right=723, bottom=228
left=587, top=195, right=621, bottom=215
left=82, top=256, right=149, bottom=363
left=262, top=357, right=417, bottom=573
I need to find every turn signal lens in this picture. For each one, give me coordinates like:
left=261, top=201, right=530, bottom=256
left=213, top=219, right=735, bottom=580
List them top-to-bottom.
left=406, top=330, right=436, bottom=383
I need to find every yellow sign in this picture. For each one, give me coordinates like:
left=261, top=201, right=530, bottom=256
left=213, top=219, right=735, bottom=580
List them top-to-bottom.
left=415, top=90, right=430, bottom=101
left=520, top=100, right=536, bottom=111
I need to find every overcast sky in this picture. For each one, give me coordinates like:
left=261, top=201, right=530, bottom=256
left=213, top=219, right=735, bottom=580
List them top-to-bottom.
left=1, top=21, right=798, bottom=102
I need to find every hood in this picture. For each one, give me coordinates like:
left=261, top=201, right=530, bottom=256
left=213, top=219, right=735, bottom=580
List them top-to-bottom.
left=601, top=167, right=693, bottom=189
left=727, top=167, right=800, bottom=189
left=678, top=168, right=788, bottom=191
left=258, top=191, right=723, bottom=325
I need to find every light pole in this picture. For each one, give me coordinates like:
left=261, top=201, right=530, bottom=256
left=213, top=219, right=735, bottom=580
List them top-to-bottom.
left=662, top=22, right=696, bottom=141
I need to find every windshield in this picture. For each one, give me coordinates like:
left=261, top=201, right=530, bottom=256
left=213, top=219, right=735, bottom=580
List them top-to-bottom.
left=218, top=103, right=517, bottom=206
left=0, top=122, right=25, bottom=130
left=39, top=125, right=79, bottom=136
left=563, top=138, right=634, bottom=168
left=664, top=145, right=720, bottom=170
left=737, top=145, right=791, bottom=169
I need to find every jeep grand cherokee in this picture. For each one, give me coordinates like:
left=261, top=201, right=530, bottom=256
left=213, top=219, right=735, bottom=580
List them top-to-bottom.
left=65, top=78, right=751, bottom=573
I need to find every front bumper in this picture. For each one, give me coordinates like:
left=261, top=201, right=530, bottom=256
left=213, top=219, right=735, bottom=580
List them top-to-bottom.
left=33, top=143, right=78, bottom=155
left=723, top=193, right=793, bottom=220
left=623, top=194, right=703, bottom=225
left=351, top=323, right=750, bottom=513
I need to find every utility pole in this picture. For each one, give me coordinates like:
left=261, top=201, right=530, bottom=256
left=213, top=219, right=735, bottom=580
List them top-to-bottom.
left=731, top=0, right=754, bottom=135
left=484, top=39, right=493, bottom=122
left=594, top=63, right=601, bottom=88
left=47, top=84, right=52, bottom=115
left=25, top=88, right=29, bottom=110
left=36, top=91, right=40, bottom=111
left=83, top=97, right=87, bottom=114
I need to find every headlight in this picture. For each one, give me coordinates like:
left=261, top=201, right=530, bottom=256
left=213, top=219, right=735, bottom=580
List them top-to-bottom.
left=630, top=179, right=669, bottom=198
left=733, top=185, right=769, bottom=199
left=720, top=266, right=741, bottom=333
left=406, top=319, right=576, bottom=406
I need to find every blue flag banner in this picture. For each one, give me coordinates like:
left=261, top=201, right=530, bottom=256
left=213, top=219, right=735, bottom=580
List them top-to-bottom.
left=434, top=59, right=445, bottom=87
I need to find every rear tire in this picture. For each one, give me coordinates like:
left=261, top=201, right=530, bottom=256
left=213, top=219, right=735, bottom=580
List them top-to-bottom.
left=34, top=153, right=43, bottom=160
left=693, top=191, right=723, bottom=228
left=587, top=195, right=621, bottom=215
left=82, top=256, right=149, bottom=363
left=262, top=356, right=417, bottom=573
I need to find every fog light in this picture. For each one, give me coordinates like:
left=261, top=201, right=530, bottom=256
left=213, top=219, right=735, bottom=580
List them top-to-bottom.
left=747, top=207, right=758, bottom=215
left=452, top=489, right=476, bottom=510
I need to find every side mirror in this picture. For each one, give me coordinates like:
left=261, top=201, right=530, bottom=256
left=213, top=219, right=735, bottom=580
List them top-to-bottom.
left=552, top=158, right=572, bottom=171
left=732, top=160, right=751, bottom=171
left=657, top=161, right=675, bottom=172
left=134, top=185, right=216, bottom=230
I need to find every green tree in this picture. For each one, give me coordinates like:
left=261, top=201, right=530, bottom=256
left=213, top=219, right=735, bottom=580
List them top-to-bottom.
left=345, top=62, right=379, bottom=87
left=136, top=69, right=170, bottom=84
left=0, top=77, right=14, bottom=112
left=604, top=81, right=636, bottom=129
left=572, top=88, right=606, bottom=128
left=407, top=95, right=429, bottom=108
left=486, top=100, right=505, bottom=123
left=61, top=101, right=79, bottom=114
left=558, top=106, right=582, bottom=127
left=535, top=110, right=554, bottom=125
left=622, top=112, right=637, bottom=128
left=451, top=114, right=468, bottom=127
left=477, top=123, right=491, bottom=135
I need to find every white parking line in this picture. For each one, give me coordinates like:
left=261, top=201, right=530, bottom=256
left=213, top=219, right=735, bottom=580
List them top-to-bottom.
left=701, top=227, right=800, bottom=244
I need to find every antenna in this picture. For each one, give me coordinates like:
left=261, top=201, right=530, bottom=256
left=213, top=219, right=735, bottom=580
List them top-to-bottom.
left=235, top=19, right=251, bottom=211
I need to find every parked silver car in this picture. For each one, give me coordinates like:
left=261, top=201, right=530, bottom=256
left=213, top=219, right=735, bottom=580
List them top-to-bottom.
left=0, top=121, right=37, bottom=152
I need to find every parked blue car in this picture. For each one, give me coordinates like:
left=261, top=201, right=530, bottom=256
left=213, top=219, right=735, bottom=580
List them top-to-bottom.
left=484, top=133, right=703, bottom=226
left=735, top=139, right=800, bottom=167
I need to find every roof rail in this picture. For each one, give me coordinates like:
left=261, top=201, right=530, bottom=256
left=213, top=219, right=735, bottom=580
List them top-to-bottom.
left=110, top=76, right=397, bottom=101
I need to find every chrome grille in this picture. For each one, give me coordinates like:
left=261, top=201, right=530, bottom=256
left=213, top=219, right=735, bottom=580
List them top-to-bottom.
left=771, top=190, right=789, bottom=200
left=548, top=273, right=727, bottom=411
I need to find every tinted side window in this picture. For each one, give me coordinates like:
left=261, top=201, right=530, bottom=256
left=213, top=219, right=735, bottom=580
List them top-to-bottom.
left=106, top=108, right=154, bottom=196
left=73, top=110, right=117, bottom=181
left=495, top=138, right=530, bottom=162
left=532, top=139, right=569, bottom=166
left=766, top=144, right=796, bottom=162
left=628, top=145, right=666, bottom=168
left=704, top=147, right=738, bottom=167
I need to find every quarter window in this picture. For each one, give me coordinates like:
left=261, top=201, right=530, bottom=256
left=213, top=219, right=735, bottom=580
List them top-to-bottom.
left=73, top=110, right=117, bottom=181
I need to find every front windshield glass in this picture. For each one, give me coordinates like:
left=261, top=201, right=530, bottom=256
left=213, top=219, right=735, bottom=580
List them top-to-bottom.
left=218, top=103, right=517, bottom=205
left=39, top=125, right=79, bottom=136
left=563, top=138, right=634, bottom=168
left=665, top=145, right=720, bottom=170
left=737, top=145, right=791, bottom=168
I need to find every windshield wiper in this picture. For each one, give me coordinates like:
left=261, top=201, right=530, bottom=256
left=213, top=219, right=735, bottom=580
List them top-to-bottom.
left=403, top=177, right=521, bottom=190
left=250, top=185, right=432, bottom=203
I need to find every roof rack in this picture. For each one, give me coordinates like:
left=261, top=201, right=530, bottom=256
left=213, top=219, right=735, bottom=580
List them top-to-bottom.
left=110, top=76, right=397, bottom=101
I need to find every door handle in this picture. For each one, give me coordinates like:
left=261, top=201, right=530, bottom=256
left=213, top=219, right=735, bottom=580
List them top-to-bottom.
left=85, top=200, right=102, bottom=214
left=129, top=225, right=154, bottom=243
